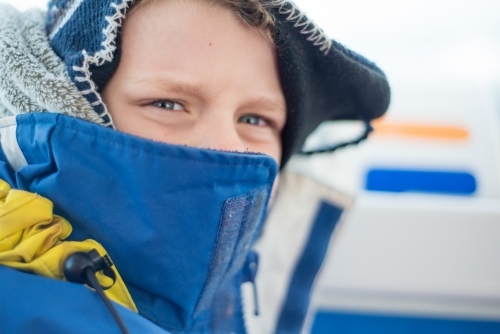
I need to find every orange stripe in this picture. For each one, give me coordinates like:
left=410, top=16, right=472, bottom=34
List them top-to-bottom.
left=373, top=122, right=469, bottom=140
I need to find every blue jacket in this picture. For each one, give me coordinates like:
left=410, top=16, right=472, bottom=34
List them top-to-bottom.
left=0, top=113, right=278, bottom=333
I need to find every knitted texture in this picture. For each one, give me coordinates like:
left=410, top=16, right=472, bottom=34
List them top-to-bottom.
left=47, top=0, right=134, bottom=127
left=0, top=4, right=101, bottom=123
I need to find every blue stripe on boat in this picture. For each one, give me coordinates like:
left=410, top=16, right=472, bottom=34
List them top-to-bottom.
left=365, top=169, right=477, bottom=195
left=311, top=311, right=500, bottom=334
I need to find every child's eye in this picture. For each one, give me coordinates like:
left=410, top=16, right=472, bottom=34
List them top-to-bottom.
left=153, top=101, right=184, bottom=111
left=238, top=115, right=269, bottom=127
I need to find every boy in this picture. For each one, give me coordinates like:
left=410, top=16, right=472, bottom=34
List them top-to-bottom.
left=0, top=0, right=390, bottom=333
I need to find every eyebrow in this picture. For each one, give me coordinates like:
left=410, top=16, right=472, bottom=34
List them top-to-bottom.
left=130, top=75, right=286, bottom=117
left=130, top=75, right=210, bottom=96
left=239, top=97, right=286, bottom=115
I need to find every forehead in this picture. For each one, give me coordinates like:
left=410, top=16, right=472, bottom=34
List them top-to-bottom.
left=120, top=0, right=285, bottom=108
left=129, top=0, right=275, bottom=43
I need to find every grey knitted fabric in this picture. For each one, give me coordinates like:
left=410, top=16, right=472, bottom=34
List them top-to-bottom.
left=0, top=4, right=102, bottom=124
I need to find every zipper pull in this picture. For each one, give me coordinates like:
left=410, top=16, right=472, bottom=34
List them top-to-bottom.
left=244, top=251, right=260, bottom=316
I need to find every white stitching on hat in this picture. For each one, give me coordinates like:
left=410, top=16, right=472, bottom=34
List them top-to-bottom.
left=70, top=0, right=331, bottom=128
left=71, top=0, right=134, bottom=127
left=267, top=0, right=332, bottom=54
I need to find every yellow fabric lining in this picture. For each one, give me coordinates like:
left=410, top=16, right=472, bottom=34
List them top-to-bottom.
left=0, top=179, right=137, bottom=312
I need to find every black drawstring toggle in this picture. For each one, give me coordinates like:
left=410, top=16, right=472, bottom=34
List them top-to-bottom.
left=63, top=249, right=129, bottom=334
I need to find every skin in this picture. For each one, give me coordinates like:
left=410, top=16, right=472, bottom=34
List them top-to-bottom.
left=101, top=0, right=286, bottom=164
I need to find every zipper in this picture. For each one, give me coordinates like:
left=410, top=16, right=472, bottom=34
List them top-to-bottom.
left=243, top=251, right=260, bottom=316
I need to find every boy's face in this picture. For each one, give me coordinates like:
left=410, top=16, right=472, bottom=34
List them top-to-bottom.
left=102, top=0, right=286, bottom=164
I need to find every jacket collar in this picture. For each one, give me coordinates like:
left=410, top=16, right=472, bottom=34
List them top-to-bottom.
left=7, top=113, right=278, bottom=332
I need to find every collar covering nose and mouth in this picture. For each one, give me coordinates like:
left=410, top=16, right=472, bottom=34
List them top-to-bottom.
left=0, top=113, right=278, bottom=333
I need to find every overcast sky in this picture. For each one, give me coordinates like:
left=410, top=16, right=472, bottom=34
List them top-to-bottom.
left=293, top=0, right=500, bottom=84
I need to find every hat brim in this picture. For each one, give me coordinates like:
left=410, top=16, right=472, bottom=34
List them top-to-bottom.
left=271, top=2, right=391, bottom=165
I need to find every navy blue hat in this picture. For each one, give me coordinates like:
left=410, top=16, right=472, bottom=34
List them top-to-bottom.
left=46, top=0, right=390, bottom=165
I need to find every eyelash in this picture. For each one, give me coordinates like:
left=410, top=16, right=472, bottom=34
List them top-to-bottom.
left=152, top=100, right=184, bottom=111
left=149, top=101, right=277, bottom=129
left=239, top=114, right=274, bottom=128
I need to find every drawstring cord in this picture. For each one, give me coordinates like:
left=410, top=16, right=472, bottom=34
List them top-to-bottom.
left=63, top=250, right=130, bottom=334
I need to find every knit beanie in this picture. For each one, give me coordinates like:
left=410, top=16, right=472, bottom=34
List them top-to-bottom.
left=46, top=0, right=390, bottom=165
